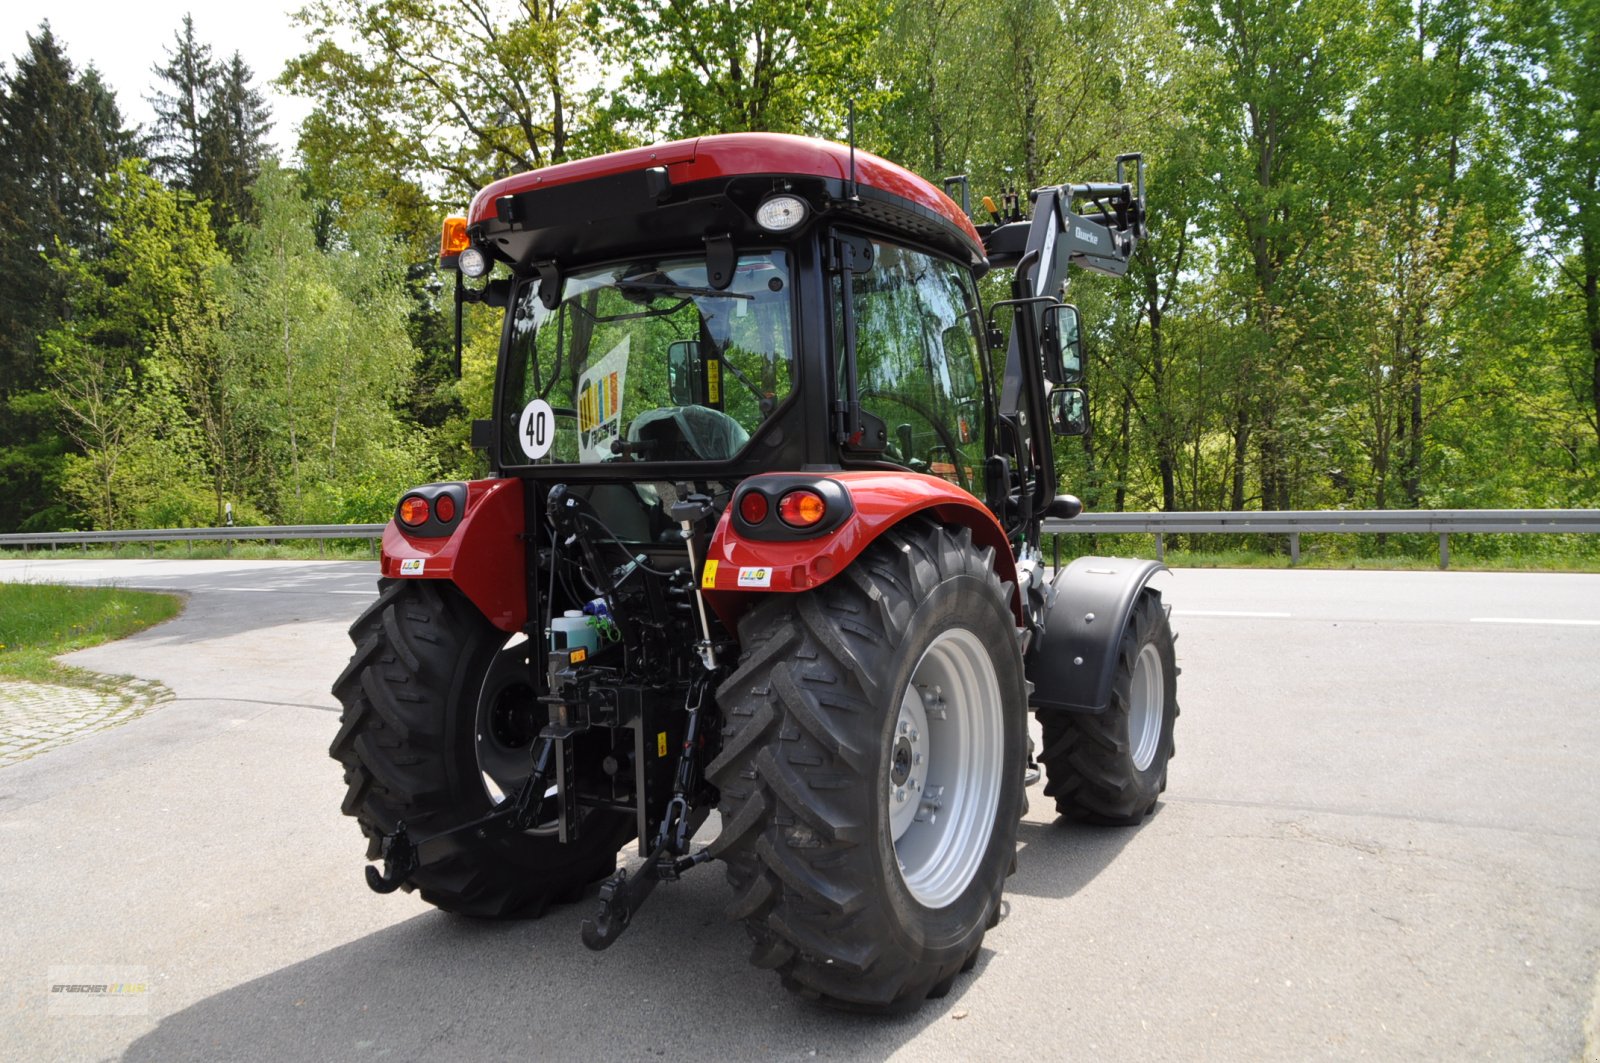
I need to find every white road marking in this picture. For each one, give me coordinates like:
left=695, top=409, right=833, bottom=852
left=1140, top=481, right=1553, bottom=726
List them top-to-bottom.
left=216, top=587, right=374, bottom=595
left=1172, top=609, right=1293, bottom=619
left=1470, top=617, right=1600, bottom=627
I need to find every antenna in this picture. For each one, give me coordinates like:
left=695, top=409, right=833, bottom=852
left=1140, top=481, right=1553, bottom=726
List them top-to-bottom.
left=847, top=100, right=858, bottom=201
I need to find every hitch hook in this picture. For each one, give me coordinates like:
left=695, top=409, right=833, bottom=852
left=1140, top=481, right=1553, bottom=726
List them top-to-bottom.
left=365, top=821, right=418, bottom=894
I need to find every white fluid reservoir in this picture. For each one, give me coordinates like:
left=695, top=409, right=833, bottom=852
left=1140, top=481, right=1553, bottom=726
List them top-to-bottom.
left=550, top=610, right=599, bottom=655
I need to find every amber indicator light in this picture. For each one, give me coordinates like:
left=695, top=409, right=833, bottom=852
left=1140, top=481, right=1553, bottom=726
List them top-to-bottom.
left=440, top=216, right=469, bottom=259
left=777, top=489, right=826, bottom=528
left=398, top=496, right=430, bottom=526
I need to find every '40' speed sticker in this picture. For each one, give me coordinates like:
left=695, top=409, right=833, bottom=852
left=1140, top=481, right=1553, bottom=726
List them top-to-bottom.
left=517, top=399, right=555, bottom=460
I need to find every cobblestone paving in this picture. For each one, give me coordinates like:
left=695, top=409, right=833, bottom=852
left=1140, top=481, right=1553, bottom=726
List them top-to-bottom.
left=0, top=677, right=171, bottom=767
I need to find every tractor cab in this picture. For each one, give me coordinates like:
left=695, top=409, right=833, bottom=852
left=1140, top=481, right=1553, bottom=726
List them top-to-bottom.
left=445, top=135, right=1002, bottom=538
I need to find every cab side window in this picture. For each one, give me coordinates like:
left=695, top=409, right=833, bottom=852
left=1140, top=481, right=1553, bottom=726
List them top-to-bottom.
left=842, top=241, right=987, bottom=492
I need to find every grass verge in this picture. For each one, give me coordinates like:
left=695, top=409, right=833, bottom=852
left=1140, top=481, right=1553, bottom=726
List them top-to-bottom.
left=0, top=583, right=183, bottom=691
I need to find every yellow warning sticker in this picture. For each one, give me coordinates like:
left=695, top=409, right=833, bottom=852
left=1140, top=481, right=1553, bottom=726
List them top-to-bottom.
left=707, top=359, right=721, bottom=404
left=701, top=559, right=718, bottom=589
left=570, top=647, right=587, bottom=664
left=657, top=731, right=668, bottom=757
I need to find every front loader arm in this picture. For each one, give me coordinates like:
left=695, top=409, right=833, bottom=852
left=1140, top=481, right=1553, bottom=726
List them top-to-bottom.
left=984, top=155, right=1147, bottom=546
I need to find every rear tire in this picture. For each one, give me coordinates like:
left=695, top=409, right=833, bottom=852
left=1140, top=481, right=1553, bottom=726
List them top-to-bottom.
left=708, top=521, right=1027, bottom=1012
left=330, top=579, right=635, bottom=917
left=1036, top=588, right=1177, bottom=824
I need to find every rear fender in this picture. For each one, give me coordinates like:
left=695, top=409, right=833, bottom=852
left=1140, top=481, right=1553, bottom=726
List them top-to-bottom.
left=701, top=470, right=1022, bottom=630
left=380, top=477, right=527, bottom=632
left=1027, top=556, right=1168, bottom=714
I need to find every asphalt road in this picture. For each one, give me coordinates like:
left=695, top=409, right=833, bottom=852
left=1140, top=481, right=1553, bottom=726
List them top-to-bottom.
left=1, top=559, right=1597, bottom=1061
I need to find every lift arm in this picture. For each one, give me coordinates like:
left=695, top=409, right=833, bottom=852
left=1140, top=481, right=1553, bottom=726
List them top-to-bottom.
left=984, top=154, right=1146, bottom=545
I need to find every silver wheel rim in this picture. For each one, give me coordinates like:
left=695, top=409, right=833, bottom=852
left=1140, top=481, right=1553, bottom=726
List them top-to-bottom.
left=890, top=628, right=1003, bottom=909
left=475, top=634, right=559, bottom=834
left=1128, top=642, right=1163, bottom=772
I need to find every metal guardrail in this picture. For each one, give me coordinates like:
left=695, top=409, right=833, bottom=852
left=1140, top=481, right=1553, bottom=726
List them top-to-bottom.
left=1041, top=508, right=1600, bottom=568
left=2, top=509, right=1596, bottom=568
left=0, top=524, right=387, bottom=558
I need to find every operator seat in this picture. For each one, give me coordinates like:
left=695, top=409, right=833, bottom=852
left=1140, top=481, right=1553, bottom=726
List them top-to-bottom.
left=626, top=406, right=749, bottom=462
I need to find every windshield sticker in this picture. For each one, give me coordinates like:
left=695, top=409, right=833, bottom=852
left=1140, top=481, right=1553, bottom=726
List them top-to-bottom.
left=579, top=336, right=629, bottom=462
left=706, top=359, right=721, bottom=404
left=517, top=398, right=556, bottom=460
left=736, top=566, right=772, bottom=588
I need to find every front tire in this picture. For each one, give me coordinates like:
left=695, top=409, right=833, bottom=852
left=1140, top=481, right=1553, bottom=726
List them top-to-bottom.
left=708, top=521, right=1027, bottom=1012
left=330, top=579, right=635, bottom=917
left=1037, top=588, right=1178, bottom=824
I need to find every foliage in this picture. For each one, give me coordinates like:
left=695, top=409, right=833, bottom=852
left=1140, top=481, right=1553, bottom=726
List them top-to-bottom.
left=282, top=0, right=608, bottom=203
left=595, top=0, right=887, bottom=139
left=0, top=1, right=1595, bottom=568
left=148, top=16, right=274, bottom=245
left=0, top=25, right=133, bottom=532
left=40, top=159, right=225, bottom=529
left=219, top=162, right=430, bottom=522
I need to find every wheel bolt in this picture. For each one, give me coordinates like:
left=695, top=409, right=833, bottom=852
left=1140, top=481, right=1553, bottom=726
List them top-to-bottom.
left=895, top=788, right=907, bottom=802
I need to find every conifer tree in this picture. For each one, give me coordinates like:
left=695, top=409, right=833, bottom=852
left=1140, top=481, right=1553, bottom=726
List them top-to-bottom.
left=0, top=23, right=132, bottom=532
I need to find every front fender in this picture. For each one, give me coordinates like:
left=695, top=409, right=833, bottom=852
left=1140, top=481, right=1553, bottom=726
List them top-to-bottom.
left=701, top=470, right=1022, bottom=629
left=380, top=477, right=527, bottom=632
left=1027, top=556, right=1168, bottom=713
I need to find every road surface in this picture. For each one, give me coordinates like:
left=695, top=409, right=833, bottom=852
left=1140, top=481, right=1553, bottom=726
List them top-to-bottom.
left=0, top=559, right=1596, bottom=1061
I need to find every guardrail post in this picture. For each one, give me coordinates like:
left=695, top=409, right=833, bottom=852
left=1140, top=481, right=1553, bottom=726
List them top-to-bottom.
left=1155, top=532, right=1164, bottom=561
left=1290, top=533, right=1300, bottom=565
left=1439, top=533, right=1449, bottom=570
left=370, top=537, right=377, bottom=559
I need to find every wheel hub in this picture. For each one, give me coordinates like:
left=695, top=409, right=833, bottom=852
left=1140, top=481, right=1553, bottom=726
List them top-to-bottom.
left=887, top=628, right=1003, bottom=910
left=474, top=635, right=559, bottom=833
left=1128, top=642, right=1164, bottom=772
left=890, top=735, right=914, bottom=786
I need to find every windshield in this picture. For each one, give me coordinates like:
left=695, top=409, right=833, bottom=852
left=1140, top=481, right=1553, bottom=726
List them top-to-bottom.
left=499, top=251, right=795, bottom=467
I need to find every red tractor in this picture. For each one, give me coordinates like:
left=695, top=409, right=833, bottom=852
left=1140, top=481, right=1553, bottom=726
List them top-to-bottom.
left=332, top=133, right=1177, bottom=1012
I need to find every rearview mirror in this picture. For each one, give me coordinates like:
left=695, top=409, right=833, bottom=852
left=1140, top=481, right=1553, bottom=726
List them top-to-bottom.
left=1041, top=303, right=1083, bottom=385
left=667, top=340, right=701, bottom=406
left=1051, top=387, right=1088, bottom=437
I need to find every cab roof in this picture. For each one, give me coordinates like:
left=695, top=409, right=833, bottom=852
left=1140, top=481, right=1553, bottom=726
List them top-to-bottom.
left=466, top=132, right=985, bottom=268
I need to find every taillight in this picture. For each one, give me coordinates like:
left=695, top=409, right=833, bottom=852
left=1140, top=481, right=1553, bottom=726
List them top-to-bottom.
left=777, top=489, right=826, bottom=528
left=739, top=491, right=769, bottom=525
left=434, top=494, right=457, bottom=523
left=399, top=496, right=430, bottom=526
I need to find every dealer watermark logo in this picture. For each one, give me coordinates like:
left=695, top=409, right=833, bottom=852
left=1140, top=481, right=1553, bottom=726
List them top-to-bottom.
left=47, top=966, right=150, bottom=1015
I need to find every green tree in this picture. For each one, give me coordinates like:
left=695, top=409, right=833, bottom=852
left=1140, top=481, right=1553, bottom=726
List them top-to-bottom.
left=282, top=0, right=605, bottom=202
left=597, top=0, right=886, bottom=139
left=1180, top=0, right=1374, bottom=511
left=1499, top=0, right=1600, bottom=451
left=148, top=14, right=213, bottom=193
left=150, top=17, right=273, bottom=244
left=0, top=24, right=133, bottom=531
left=41, top=160, right=225, bottom=528
left=221, top=163, right=429, bottom=522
